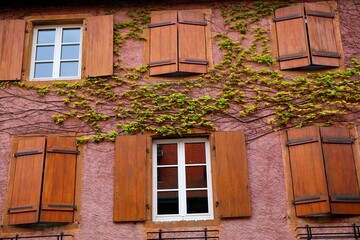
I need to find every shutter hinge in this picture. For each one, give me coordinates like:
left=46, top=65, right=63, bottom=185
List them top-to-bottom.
left=273, top=14, right=303, bottom=22
left=277, top=52, right=308, bottom=62
left=286, top=137, right=317, bottom=146
left=322, top=137, right=353, bottom=144
left=212, top=145, right=216, bottom=150
left=146, top=148, right=150, bottom=153
left=47, top=149, right=79, bottom=155
left=14, top=150, right=42, bottom=157
left=292, top=196, right=322, bottom=204
left=216, top=201, right=219, bottom=207
left=48, top=203, right=77, bottom=211
left=146, top=204, right=150, bottom=210
left=8, top=205, right=33, bottom=213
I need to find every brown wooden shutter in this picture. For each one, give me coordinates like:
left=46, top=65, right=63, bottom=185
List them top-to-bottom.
left=305, top=3, right=340, bottom=67
left=274, top=4, right=310, bottom=70
left=178, top=11, right=208, bottom=74
left=149, top=12, right=178, bottom=76
left=86, top=15, right=114, bottom=77
left=0, top=20, right=25, bottom=81
left=286, top=126, right=330, bottom=217
left=320, top=127, right=360, bottom=214
left=214, top=131, right=251, bottom=218
left=114, top=135, right=147, bottom=222
left=8, top=137, right=46, bottom=225
left=40, top=137, right=78, bottom=223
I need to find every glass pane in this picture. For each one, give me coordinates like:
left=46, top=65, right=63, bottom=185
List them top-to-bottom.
left=62, top=28, right=81, bottom=43
left=37, top=29, right=55, bottom=44
left=61, top=45, right=80, bottom=60
left=36, top=46, right=54, bottom=61
left=60, top=61, right=79, bottom=77
left=34, top=62, right=53, bottom=78
left=185, top=142, right=206, bottom=164
left=157, top=144, right=177, bottom=166
left=186, top=166, right=207, bottom=188
left=157, top=167, right=178, bottom=189
left=186, top=190, right=208, bottom=214
left=158, top=191, right=179, bottom=215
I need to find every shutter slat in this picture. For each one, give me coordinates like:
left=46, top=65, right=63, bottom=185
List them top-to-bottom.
left=305, top=3, right=340, bottom=67
left=274, top=4, right=310, bottom=70
left=178, top=11, right=207, bottom=74
left=149, top=12, right=178, bottom=76
left=86, top=15, right=114, bottom=77
left=0, top=20, right=25, bottom=81
left=286, top=126, right=330, bottom=216
left=320, top=127, right=360, bottom=214
left=214, top=131, right=251, bottom=218
left=114, top=135, right=147, bottom=222
left=8, top=137, right=46, bottom=225
left=40, top=137, right=77, bottom=223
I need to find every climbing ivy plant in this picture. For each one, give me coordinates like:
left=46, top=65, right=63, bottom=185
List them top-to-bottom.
left=2, top=0, right=360, bottom=142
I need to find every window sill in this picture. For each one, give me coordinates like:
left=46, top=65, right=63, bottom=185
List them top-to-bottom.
left=144, top=218, right=220, bottom=228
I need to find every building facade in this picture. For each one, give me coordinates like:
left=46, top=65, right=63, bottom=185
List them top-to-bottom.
left=0, top=0, right=360, bottom=239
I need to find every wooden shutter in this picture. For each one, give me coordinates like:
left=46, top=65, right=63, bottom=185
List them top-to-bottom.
left=305, top=3, right=340, bottom=67
left=274, top=4, right=310, bottom=70
left=178, top=11, right=208, bottom=74
left=149, top=12, right=178, bottom=76
left=86, top=15, right=114, bottom=77
left=0, top=20, right=25, bottom=81
left=286, top=126, right=330, bottom=216
left=320, top=127, right=360, bottom=214
left=214, top=131, right=251, bottom=218
left=114, top=135, right=147, bottom=222
left=8, top=137, right=46, bottom=225
left=40, top=137, right=78, bottom=223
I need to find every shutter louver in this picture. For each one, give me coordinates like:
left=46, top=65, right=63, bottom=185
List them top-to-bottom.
left=305, top=3, right=340, bottom=67
left=274, top=4, right=310, bottom=70
left=178, top=11, right=208, bottom=74
left=149, top=12, right=178, bottom=76
left=86, top=15, right=114, bottom=77
left=0, top=20, right=25, bottom=81
left=286, top=126, right=330, bottom=216
left=320, top=127, right=360, bottom=214
left=214, top=131, right=251, bottom=218
left=114, top=135, right=147, bottom=222
left=8, top=137, right=46, bottom=225
left=40, top=137, right=77, bottom=223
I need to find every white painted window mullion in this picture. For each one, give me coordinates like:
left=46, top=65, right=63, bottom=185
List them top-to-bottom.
left=53, top=27, right=62, bottom=78
left=178, top=142, right=186, bottom=217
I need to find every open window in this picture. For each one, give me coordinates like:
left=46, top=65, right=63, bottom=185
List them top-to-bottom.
left=274, top=3, right=341, bottom=70
left=148, top=10, right=209, bottom=76
left=0, top=15, right=113, bottom=81
left=285, top=126, right=360, bottom=217
left=113, top=131, right=251, bottom=223
left=6, top=136, right=79, bottom=225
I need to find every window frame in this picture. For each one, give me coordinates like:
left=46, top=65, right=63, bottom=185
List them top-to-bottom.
left=30, top=24, right=83, bottom=81
left=1, top=135, right=82, bottom=232
left=152, top=138, right=214, bottom=222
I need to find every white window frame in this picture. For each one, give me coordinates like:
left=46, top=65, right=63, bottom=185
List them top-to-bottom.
left=30, top=24, right=83, bottom=81
left=152, top=138, right=214, bottom=222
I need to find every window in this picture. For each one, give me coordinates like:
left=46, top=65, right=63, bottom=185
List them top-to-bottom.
left=274, top=3, right=340, bottom=70
left=148, top=10, right=209, bottom=76
left=0, top=15, right=113, bottom=82
left=30, top=25, right=82, bottom=81
left=285, top=125, right=360, bottom=217
left=113, top=131, right=251, bottom=223
left=5, top=136, right=79, bottom=225
left=152, top=138, right=213, bottom=221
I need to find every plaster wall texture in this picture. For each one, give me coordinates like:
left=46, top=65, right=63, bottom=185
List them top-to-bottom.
left=0, top=0, right=359, bottom=239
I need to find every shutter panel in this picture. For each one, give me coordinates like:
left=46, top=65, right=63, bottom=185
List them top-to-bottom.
left=305, top=3, right=340, bottom=67
left=274, top=4, right=310, bottom=70
left=178, top=11, right=208, bottom=74
left=149, top=12, right=178, bottom=76
left=86, top=15, right=114, bottom=77
left=0, top=20, right=25, bottom=81
left=286, top=126, right=330, bottom=216
left=320, top=127, right=360, bottom=214
left=214, top=131, right=251, bottom=218
left=114, top=135, right=147, bottom=222
left=8, top=137, right=46, bottom=225
left=40, top=137, right=78, bottom=223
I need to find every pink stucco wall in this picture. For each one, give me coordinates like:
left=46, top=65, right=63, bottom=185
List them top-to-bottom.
left=0, top=0, right=360, bottom=239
